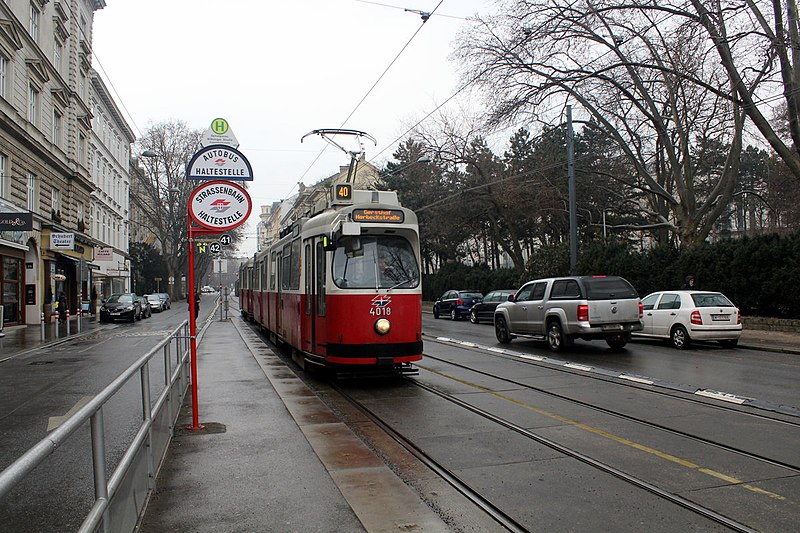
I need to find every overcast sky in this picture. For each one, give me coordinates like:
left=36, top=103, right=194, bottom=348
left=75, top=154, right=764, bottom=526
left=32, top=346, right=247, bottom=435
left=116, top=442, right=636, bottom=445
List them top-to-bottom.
left=92, top=0, right=494, bottom=255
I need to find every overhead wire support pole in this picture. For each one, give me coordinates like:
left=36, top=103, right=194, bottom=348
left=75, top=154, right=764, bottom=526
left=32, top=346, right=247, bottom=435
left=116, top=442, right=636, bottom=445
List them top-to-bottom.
left=567, top=105, right=578, bottom=276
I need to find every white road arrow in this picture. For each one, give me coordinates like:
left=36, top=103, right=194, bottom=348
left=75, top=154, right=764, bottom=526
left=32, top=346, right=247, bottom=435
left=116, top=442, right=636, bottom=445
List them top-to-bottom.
left=47, top=396, right=93, bottom=431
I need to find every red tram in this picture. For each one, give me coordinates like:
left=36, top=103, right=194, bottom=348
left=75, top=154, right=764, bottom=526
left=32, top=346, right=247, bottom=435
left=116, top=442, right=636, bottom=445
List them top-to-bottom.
left=239, top=185, right=422, bottom=375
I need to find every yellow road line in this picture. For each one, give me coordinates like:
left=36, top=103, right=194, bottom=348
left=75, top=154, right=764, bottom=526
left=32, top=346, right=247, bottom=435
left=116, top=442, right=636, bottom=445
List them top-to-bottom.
left=417, top=364, right=786, bottom=501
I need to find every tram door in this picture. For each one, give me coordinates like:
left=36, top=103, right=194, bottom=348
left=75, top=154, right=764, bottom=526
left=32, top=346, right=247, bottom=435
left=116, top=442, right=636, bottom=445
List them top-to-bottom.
left=303, top=238, right=327, bottom=355
left=275, top=250, right=283, bottom=337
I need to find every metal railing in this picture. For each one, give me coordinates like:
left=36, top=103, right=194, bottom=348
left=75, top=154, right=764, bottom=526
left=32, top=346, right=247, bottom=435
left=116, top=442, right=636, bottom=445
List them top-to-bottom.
left=0, top=311, right=215, bottom=533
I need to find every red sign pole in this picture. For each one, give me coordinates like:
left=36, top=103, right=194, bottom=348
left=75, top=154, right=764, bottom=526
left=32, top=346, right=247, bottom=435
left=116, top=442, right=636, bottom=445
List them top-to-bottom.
left=183, top=179, right=252, bottom=431
left=186, top=211, right=203, bottom=431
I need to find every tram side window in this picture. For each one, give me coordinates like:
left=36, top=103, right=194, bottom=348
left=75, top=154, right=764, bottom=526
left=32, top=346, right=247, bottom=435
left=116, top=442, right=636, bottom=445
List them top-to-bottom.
left=290, top=238, right=301, bottom=290
left=316, top=241, right=326, bottom=316
left=281, top=245, right=291, bottom=290
left=270, top=251, right=276, bottom=290
left=260, top=259, right=267, bottom=290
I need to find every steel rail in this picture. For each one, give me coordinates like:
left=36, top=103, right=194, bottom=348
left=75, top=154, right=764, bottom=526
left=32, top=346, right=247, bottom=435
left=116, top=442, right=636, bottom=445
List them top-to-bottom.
left=422, top=351, right=800, bottom=473
left=407, top=377, right=758, bottom=533
left=331, top=382, right=529, bottom=533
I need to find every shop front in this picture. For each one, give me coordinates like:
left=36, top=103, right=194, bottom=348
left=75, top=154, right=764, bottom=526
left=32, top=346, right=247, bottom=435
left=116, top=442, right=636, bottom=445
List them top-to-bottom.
left=0, top=210, right=34, bottom=327
left=42, top=229, right=94, bottom=319
left=93, top=245, right=130, bottom=307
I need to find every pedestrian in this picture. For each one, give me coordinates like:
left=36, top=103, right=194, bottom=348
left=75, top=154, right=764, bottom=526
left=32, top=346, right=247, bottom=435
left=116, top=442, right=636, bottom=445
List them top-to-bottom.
left=682, top=275, right=696, bottom=289
left=189, top=289, right=200, bottom=316
left=57, top=292, right=67, bottom=323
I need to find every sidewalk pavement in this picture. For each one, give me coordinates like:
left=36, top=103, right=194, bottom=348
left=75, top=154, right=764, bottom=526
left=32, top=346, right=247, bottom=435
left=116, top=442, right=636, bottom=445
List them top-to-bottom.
left=138, top=316, right=452, bottom=533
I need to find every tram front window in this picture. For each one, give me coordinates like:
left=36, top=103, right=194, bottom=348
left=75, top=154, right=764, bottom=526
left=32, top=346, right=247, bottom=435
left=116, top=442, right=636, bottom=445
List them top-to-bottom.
left=333, top=235, right=420, bottom=289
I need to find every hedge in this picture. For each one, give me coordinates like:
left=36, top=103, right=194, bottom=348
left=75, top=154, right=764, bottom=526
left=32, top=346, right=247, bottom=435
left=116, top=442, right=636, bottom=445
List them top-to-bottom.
left=422, top=231, right=800, bottom=318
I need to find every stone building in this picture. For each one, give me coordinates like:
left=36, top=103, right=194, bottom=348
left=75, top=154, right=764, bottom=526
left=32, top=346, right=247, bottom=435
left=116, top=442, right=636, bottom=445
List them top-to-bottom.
left=0, top=0, right=133, bottom=326
left=257, top=156, right=381, bottom=251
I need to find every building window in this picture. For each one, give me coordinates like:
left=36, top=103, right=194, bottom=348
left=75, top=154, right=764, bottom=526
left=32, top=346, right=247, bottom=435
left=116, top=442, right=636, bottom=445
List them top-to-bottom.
left=29, top=3, right=40, bottom=42
left=53, top=40, right=62, bottom=74
left=0, top=56, right=6, bottom=100
left=28, top=84, right=39, bottom=125
left=52, top=109, right=62, bottom=146
left=78, top=133, right=86, bottom=165
left=0, top=153, right=7, bottom=199
left=26, top=172, right=37, bottom=212
left=51, top=187, right=60, bottom=214
left=76, top=202, right=86, bottom=232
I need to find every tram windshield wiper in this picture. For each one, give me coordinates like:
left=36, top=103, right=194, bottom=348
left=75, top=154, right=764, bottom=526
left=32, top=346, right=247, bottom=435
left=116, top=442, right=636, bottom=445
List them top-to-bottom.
left=385, top=279, right=413, bottom=293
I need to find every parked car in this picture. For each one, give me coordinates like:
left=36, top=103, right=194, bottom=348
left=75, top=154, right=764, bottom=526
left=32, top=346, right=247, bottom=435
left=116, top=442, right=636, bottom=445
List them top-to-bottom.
left=494, top=276, right=643, bottom=351
left=201, top=286, right=216, bottom=294
left=470, top=289, right=516, bottom=324
left=433, top=290, right=484, bottom=320
left=634, top=290, right=742, bottom=349
left=99, top=293, right=142, bottom=323
left=146, top=293, right=166, bottom=312
left=156, top=293, right=171, bottom=310
left=138, top=296, right=152, bottom=319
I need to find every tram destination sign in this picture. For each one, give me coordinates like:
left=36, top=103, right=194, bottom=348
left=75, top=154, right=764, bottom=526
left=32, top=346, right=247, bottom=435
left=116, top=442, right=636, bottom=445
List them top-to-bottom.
left=186, top=144, right=253, bottom=181
left=189, top=180, right=252, bottom=232
left=352, top=208, right=404, bottom=223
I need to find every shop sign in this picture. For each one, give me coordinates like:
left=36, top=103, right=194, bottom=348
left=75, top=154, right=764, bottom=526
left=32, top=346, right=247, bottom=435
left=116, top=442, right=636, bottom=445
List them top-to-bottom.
left=0, top=211, right=33, bottom=231
left=51, top=232, right=75, bottom=250
left=95, top=246, right=113, bottom=261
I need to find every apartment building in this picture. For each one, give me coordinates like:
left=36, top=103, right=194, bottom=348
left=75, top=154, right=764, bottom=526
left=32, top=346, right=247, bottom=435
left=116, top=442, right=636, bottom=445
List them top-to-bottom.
left=0, top=0, right=124, bottom=326
left=89, top=69, right=134, bottom=304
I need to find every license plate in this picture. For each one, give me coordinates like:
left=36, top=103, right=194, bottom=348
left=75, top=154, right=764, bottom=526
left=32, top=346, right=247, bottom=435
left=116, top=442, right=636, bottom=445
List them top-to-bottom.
left=111, top=312, right=121, bottom=316
left=711, top=314, right=729, bottom=321
left=602, top=324, right=624, bottom=331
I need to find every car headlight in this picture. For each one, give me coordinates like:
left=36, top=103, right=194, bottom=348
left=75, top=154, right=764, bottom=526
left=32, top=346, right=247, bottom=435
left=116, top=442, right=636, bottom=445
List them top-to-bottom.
left=374, top=318, right=391, bottom=335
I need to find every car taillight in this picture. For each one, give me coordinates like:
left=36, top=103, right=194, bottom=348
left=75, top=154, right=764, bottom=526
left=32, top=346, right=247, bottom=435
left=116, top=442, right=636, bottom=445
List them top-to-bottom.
left=456, top=299, right=463, bottom=305
left=638, top=302, right=643, bottom=318
left=577, top=304, right=589, bottom=322
left=736, top=309, right=741, bottom=324
left=691, top=310, right=702, bottom=325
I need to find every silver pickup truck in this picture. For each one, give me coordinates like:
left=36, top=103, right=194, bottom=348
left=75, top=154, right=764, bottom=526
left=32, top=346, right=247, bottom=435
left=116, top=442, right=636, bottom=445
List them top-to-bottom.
left=494, top=276, right=643, bottom=351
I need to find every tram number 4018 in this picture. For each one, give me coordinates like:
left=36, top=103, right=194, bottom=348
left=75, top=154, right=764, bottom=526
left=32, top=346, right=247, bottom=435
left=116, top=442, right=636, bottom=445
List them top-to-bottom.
left=370, top=307, right=392, bottom=316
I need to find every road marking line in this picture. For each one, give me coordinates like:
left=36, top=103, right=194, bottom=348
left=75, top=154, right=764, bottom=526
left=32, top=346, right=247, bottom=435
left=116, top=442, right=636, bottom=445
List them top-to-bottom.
left=564, top=363, right=592, bottom=371
left=417, top=365, right=786, bottom=501
left=619, top=375, right=655, bottom=385
left=695, top=389, right=748, bottom=404
left=47, top=396, right=93, bottom=431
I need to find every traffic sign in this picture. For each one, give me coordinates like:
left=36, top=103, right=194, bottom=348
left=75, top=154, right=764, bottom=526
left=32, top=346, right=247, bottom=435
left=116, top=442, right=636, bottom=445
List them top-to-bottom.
left=200, top=118, right=239, bottom=148
left=186, top=144, right=253, bottom=181
left=189, top=180, right=252, bottom=232
left=219, top=234, right=232, bottom=246
left=209, top=242, right=222, bottom=254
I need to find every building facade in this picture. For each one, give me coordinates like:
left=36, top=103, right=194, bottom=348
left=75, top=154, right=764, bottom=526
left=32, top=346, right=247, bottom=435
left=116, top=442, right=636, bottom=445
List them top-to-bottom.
left=0, top=0, right=121, bottom=327
left=88, top=69, right=133, bottom=306
left=257, top=157, right=381, bottom=250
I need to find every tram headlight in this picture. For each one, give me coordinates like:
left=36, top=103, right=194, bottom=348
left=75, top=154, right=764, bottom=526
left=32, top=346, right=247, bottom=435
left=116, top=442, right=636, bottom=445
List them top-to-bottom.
left=374, top=318, right=391, bottom=335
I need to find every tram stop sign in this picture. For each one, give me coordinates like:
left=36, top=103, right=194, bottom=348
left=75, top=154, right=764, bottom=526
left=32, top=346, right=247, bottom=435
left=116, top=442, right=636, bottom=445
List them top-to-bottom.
left=189, top=180, right=252, bottom=232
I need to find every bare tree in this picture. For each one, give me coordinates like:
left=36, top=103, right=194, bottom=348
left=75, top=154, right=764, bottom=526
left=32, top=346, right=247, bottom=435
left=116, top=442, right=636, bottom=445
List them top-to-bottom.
left=456, top=0, right=746, bottom=245
left=689, top=0, right=800, bottom=178
left=133, top=120, right=205, bottom=302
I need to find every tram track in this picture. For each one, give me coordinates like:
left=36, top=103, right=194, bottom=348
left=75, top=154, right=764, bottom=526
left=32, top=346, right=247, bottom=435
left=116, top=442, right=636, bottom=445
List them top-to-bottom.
left=235, top=305, right=794, bottom=531
left=420, top=351, right=800, bottom=473
left=332, top=373, right=758, bottom=533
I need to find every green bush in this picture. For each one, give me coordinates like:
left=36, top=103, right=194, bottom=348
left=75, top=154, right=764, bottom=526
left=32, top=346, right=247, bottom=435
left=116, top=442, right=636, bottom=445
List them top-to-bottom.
left=422, top=231, right=800, bottom=317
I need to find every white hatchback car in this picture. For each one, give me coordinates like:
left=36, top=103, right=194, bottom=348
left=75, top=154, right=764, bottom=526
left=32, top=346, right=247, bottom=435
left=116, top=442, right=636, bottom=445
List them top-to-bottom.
left=635, top=290, right=742, bottom=349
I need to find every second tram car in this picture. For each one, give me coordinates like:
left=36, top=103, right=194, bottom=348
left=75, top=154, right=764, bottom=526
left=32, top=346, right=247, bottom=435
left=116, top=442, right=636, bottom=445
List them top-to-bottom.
left=239, top=184, right=422, bottom=375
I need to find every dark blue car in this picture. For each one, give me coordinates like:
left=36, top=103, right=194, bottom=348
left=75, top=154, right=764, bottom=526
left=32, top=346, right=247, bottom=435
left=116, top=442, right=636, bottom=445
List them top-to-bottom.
left=433, top=290, right=484, bottom=320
